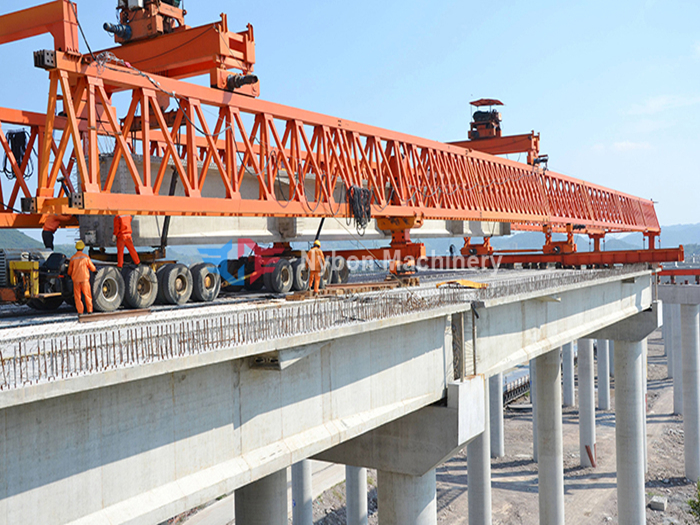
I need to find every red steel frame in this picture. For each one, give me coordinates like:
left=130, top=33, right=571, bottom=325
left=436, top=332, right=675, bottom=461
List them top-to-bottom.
left=0, top=1, right=682, bottom=267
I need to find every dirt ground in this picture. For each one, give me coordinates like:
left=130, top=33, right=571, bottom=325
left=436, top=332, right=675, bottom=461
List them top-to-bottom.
left=310, top=330, right=699, bottom=524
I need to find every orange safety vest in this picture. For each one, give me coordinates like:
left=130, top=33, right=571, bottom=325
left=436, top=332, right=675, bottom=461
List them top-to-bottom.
left=43, top=214, right=71, bottom=233
left=113, top=215, right=133, bottom=237
left=306, top=246, right=325, bottom=273
left=68, top=251, right=97, bottom=283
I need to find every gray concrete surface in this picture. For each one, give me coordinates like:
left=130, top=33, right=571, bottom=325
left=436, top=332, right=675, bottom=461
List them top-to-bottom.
left=0, top=267, right=658, bottom=525
left=682, top=304, right=700, bottom=481
left=578, top=338, right=596, bottom=468
left=614, top=340, right=646, bottom=525
left=562, top=342, right=575, bottom=407
left=536, top=348, right=565, bottom=525
left=490, top=372, right=505, bottom=458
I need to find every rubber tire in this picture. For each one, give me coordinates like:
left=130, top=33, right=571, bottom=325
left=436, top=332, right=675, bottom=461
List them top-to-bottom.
left=329, top=256, right=349, bottom=284
left=244, top=257, right=264, bottom=291
left=291, top=258, right=309, bottom=291
left=267, top=259, right=293, bottom=293
left=319, top=260, right=331, bottom=290
left=190, top=262, right=221, bottom=302
left=158, top=263, right=193, bottom=305
left=155, top=264, right=172, bottom=304
left=123, top=265, right=158, bottom=309
left=91, top=266, right=125, bottom=313
left=27, top=295, right=63, bottom=311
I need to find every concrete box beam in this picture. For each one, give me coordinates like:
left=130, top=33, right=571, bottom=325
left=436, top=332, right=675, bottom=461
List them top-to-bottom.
left=474, top=272, right=653, bottom=375
left=1, top=315, right=454, bottom=525
left=315, top=377, right=485, bottom=476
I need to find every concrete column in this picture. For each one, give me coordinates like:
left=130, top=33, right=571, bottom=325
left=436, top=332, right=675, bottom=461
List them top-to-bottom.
left=672, top=304, right=684, bottom=414
left=681, top=304, right=700, bottom=482
left=665, top=305, right=675, bottom=378
left=578, top=339, right=596, bottom=467
left=642, top=339, right=649, bottom=473
left=597, top=340, right=611, bottom=410
left=614, top=340, right=646, bottom=524
left=609, top=341, right=615, bottom=378
left=562, top=342, right=575, bottom=407
left=536, top=349, right=565, bottom=525
left=530, top=358, right=538, bottom=462
left=490, top=372, right=505, bottom=458
left=467, top=381, right=492, bottom=525
left=292, top=460, right=312, bottom=525
left=346, top=466, right=368, bottom=525
left=377, top=469, right=437, bottom=525
left=235, top=470, right=288, bottom=525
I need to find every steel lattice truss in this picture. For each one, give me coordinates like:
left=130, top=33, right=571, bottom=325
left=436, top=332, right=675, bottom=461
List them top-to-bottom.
left=0, top=55, right=660, bottom=235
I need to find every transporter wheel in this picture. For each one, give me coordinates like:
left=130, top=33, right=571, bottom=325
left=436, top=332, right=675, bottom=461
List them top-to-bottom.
left=329, top=256, right=349, bottom=284
left=244, top=257, right=264, bottom=291
left=290, top=258, right=309, bottom=291
left=267, top=259, right=293, bottom=293
left=318, top=260, right=331, bottom=290
left=190, top=262, right=221, bottom=302
left=159, top=263, right=193, bottom=305
left=123, top=265, right=158, bottom=309
left=92, top=266, right=125, bottom=313
left=28, top=293, right=64, bottom=311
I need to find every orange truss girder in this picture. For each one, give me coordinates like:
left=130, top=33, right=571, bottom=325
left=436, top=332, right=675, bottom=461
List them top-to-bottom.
left=7, top=56, right=660, bottom=235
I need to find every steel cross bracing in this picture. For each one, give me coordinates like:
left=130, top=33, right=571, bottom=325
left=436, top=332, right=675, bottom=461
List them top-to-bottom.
left=1, top=53, right=660, bottom=235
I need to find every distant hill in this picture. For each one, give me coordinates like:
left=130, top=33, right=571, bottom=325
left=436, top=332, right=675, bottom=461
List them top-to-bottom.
left=621, top=223, right=700, bottom=249
left=0, top=229, right=43, bottom=249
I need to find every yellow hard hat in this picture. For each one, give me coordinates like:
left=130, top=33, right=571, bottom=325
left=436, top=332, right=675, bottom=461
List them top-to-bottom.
left=75, top=240, right=85, bottom=251
left=313, top=240, right=321, bottom=247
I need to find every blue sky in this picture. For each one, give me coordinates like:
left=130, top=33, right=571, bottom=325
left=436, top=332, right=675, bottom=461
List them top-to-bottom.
left=0, top=0, right=698, bottom=241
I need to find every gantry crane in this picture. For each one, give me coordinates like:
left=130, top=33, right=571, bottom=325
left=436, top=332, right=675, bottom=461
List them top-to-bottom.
left=0, top=0, right=684, bottom=311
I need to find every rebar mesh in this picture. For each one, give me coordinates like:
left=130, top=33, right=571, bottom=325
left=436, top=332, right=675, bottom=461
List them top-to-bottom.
left=0, top=265, right=648, bottom=390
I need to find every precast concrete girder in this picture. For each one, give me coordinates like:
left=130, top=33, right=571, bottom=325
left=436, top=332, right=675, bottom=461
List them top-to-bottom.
left=474, top=272, right=653, bottom=376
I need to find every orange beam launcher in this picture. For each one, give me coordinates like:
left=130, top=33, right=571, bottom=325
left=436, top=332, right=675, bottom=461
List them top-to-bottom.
left=0, top=0, right=79, bottom=53
left=96, top=14, right=257, bottom=94
left=24, top=54, right=661, bottom=238
left=449, top=132, right=540, bottom=165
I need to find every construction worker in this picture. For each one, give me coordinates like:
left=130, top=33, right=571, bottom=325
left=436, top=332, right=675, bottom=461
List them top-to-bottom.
left=42, top=214, right=72, bottom=251
left=112, top=214, right=141, bottom=268
left=305, top=240, right=326, bottom=295
left=68, top=241, right=96, bottom=315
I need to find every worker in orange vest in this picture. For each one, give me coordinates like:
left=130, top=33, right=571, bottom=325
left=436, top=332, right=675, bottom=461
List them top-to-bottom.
left=42, top=214, right=72, bottom=251
left=112, top=215, right=141, bottom=268
left=68, top=240, right=96, bottom=314
left=305, top=240, right=326, bottom=295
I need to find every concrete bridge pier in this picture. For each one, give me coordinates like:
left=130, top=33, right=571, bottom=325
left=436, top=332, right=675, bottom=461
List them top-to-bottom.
left=588, top=302, right=661, bottom=524
left=672, top=303, right=684, bottom=414
left=664, top=304, right=674, bottom=378
left=681, top=304, right=700, bottom=481
left=578, top=339, right=596, bottom=467
left=597, top=340, right=611, bottom=410
left=615, top=340, right=646, bottom=524
left=609, top=341, right=615, bottom=377
left=562, top=342, right=575, bottom=407
left=536, top=348, right=565, bottom=525
left=530, top=358, right=538, bottom=462
left=490, top=372, right=505, bottom=457
left=316, top=378, right=485, bottom=525
left=468, top=382, right=492, bottom=525
left=292, top=460, right=313, bottom=525
left=346, top=466, right=369, bottom=525
left=235, top=469, right=288, bottom=525
left=378, top=470, right=437, bottom=525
